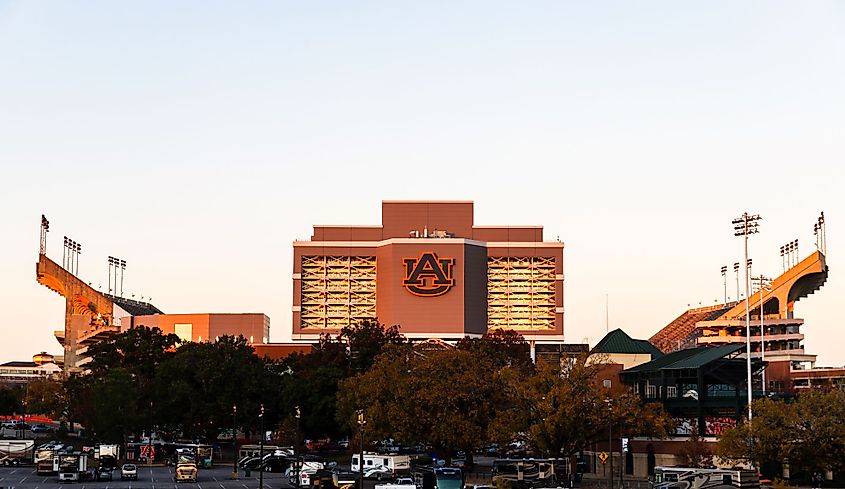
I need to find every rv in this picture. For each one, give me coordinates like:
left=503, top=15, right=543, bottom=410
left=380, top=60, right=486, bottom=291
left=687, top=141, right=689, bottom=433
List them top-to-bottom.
left=0, top=439, right=35, bottom=466
left=36, top=444, right=65, bottom=475
left=56, top=452, right=88, bottom=483
left=352, top=452, right=411, bottom=477
left=492, top=458, right=568, bottom=489
left=652, top=466, right=760, bottom=489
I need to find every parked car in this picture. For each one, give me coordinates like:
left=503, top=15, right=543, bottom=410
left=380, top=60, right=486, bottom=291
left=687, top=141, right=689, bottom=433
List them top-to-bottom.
left=31, top=424, right=53, bottom=433
left=451, top=459, right=474, bottom=472
left=121, top=464, right=138, bottom=480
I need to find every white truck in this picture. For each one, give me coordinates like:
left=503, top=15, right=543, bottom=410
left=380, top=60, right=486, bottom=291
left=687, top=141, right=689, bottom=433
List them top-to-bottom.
left=0, top=439, right=35, bottom=466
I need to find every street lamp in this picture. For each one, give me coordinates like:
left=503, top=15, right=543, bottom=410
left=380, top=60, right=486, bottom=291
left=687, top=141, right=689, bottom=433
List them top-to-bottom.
left=733, top=212, right=761, bottom=421
left=604, top=398, right=613, bottom=489
left=259, top=404, right=265, bottom=489
left=232, top=405, right=238, bottom=480
left=294, top=406, right=301, bottom=488
left=357, top=410, right=366, bottom=489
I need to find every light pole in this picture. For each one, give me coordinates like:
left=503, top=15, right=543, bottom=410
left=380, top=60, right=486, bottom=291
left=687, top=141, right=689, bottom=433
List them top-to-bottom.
left=733, top=212, right=761, bottom=420
left=733, top=262, right=740, bottom=301
left=721, top=266, right=728, bottom=303
left=604, top=399, right=613, bottom=489
left=259, top=404, right=265, bottom=489
left=232, top=405, right=238, bottom=480
left=294, top=406, right=301, bottom=489
left=357, top=410, right=366, bottom=489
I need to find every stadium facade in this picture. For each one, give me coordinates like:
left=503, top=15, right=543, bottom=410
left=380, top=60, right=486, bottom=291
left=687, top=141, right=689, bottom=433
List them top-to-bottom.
left=292, top=201, right=565, bottom=352
left=35, top=217, right=270, bottom=372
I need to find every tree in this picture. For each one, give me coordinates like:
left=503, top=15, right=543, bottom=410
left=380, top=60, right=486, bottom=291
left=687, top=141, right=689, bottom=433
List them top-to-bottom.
left=340, top=319, right=406, bottom=372
left=74, top=326, right=179, bottom=440
left=457, top=329, right=533, bottom=372
left=155, top=335, right=274, bottom=441
left=337, top=344, right=515, bottom=462
left=498, top=356, right=671, bottom=459
left=24, top=379, right=65, bottom=419
left=0, top=385, right=23, bottom=415
left=718, top=391, right=845, bottom=476
left=677, top=432, right=714, bottom=468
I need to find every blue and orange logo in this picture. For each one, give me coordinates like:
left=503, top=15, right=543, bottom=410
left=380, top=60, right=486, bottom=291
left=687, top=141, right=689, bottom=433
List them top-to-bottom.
left=402, top=252, right=455, bottom=297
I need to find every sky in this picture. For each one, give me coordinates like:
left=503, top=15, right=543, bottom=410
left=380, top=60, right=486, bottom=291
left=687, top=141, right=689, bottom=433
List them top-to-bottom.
left=1, top=1, right=843, bottom=365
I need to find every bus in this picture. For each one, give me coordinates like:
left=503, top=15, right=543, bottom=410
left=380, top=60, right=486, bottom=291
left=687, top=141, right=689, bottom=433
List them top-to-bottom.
left=412, top=466, right=463, bottom=489
left=652, top=466, right=760, bottom=489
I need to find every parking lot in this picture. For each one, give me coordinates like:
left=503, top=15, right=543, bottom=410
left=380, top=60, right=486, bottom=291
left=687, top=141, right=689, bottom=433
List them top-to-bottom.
left=0, top=465, right=295, bottom=489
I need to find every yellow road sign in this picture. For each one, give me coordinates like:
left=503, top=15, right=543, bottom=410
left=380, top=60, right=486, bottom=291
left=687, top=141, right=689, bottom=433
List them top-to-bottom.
left=598, top=451, right=609, bottom=464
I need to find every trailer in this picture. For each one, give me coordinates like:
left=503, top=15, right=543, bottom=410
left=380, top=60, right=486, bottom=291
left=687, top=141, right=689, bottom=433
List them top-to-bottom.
left=0, top=439, right=35, bottom=466
left=36, top=445, right=65, bottom=475
left=56, top=452, right=88, bottom=483
left=352, top=452, right=411, bottom=477
left=492, top=458, right=569, bottom=489
left=652, top=466, right=760, bottom=489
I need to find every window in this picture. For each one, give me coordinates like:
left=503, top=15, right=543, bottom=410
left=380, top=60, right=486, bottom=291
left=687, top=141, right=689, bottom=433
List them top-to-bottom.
left=175, top=323, right=193, bottom=343
left=646, top=384, right=657, bottom=398
left=667, top=386, right=677, bottom=398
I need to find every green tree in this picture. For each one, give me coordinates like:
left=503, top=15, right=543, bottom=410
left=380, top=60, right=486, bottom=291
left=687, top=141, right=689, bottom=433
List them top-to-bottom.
left=340, top=318, right=406, bottom=372
left=72, top=326, right=178, bottom=440
left=457, top=329, right=533, bottom=372
left=277, top=333, right=350, bottom=439
left=155, top=335, right=274, bottom=441
left=338, top=344, right=514, bottom=462
left=499, top=356, right=671, bottom=458
left=24, top=379, right=65, bottom=419
left=0, top=386, right=23, bottom=415
left=718, top=391, right=845, bottom=476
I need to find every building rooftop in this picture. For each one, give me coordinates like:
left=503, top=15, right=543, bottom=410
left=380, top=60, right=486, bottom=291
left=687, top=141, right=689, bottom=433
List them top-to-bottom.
left=593, top=328, right=663, bottom=357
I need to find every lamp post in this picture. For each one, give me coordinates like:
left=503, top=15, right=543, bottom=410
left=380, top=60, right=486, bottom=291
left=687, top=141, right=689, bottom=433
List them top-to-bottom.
left=733, top=212, right=761, bottom=421
left=604, top=399, right=613, bottom=489
left=259, top=404, right=265, bottom=489
left=232, top=405, right=238, bottom=480
left=294, top=406, right=301, bottom=488
left=357, top=410, right=366, bottom=489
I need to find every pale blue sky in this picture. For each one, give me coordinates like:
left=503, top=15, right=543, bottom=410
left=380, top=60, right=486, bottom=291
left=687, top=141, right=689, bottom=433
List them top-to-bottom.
left=1, top=1, right=843, bottom=364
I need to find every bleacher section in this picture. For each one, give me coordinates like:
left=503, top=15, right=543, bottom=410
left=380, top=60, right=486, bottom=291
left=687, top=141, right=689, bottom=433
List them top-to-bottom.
left=649, top=304, right=734, bottom=353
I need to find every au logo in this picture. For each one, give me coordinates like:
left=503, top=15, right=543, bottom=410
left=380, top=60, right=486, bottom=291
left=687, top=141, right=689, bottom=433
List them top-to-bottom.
left=402, top=252, right=455, bottom=297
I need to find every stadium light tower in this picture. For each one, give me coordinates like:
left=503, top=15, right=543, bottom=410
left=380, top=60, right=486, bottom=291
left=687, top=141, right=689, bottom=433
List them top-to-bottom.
left=733, top=212, right=761, bottom=420
left=733, top=262, right=740, bottom=301
left=721, top=266, right=728, bottom=303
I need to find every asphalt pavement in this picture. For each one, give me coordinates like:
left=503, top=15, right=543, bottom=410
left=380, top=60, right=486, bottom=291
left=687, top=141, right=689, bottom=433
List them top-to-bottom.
left=0, top=465, right=295, bottom=489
